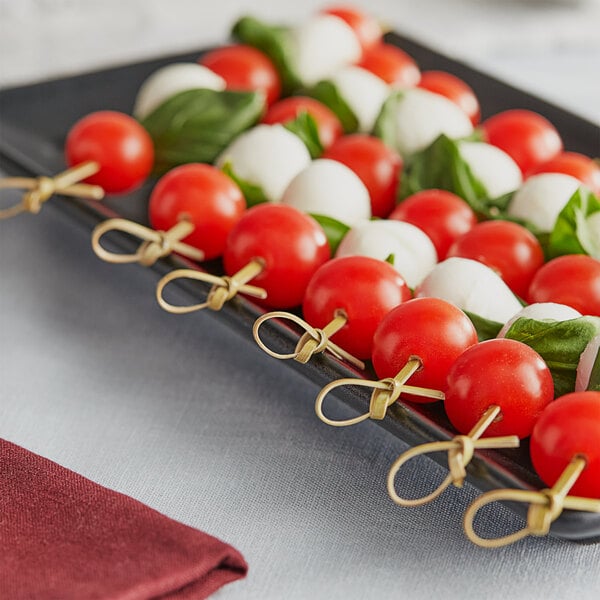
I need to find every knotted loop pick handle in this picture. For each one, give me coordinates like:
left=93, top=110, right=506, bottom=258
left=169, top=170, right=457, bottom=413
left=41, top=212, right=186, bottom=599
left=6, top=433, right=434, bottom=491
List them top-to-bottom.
left=0, top=161, right=104, bottom=220
left=92, top=218, right=205, bottom=267
left=156, top=259, right=267, bottom=314
left=253, top=310, right=365, bottom=371
left=315, top=358, right=444, bottom=427
left=387, top=405, right=520, bottom=507
left=464, top=455, right=600, bottom=548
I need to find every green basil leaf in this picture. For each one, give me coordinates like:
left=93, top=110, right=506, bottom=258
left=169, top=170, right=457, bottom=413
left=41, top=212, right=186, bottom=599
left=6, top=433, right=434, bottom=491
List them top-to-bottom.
left=231, top=16, right=300, bottom=95
left=306, top=81, right=358, bottom=134
left=141, top=88, right=264, bottom=174
left=373, top=89, right=404, bottom=149
left=283, top=112, right=324, bottom=159
left=221, top=162, right=268, bottom=207
left=548, top=187, right=600, bottom=259
left=309, top=213, right=350, bottom=254
left=463, top=310, right=503, bottom=342
left=504, top=316, right=600, bottom=397
left=588, top=346, right=600, bottom=391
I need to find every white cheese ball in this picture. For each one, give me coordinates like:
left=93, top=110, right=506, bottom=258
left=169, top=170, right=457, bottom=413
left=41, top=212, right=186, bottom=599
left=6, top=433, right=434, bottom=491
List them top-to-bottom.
left=289, top=15, right=362, bottom=86
left=133, top=63, right=226, bottom=119
left=330, top=66, right=389, bottom=133
left=392, top=88, right=473, bottom=156
left=216, top=124, right=310, bottom=202
left=458, top=141, right=522, bottom=199
left=281, top=159, right=371, bottom=226
left=508, top=173, right=581, bottom=232
left=335, top=219, right=437, bottom=288
left=415, top=257, right=522, bottom=323
left=498, top=302, right=582, bottom=338
left=576, top=334, right=600, bottom=392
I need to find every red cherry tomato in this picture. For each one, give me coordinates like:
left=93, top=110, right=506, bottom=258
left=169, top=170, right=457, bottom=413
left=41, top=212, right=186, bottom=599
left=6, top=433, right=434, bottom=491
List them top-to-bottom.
left=321, top=5, right=382, bottom=54
left=359, top=43, right=421, bottom=87
left=199, top=44, right=281, bottom=106
left=418, top=70, right=480, bottom=126
left=262, top=96, right=343, bottom=149
left=481, top=109, right=563, bottom=175
left=65, top=110, right=154, bottom=194
left=322, top=134, right=402, bottom=217
left=527, top=151, right=600, bottom=196
left=148, top=164, right=245, bottom=261
left=389, top=189, right=476, bottom=260
left=224, top=204, right=330, bottom=308
left=447, top=220, right=544, bottom=298
left=527, top=255, right=600, bottom=316
left=303, top=256, right=411, bottom=359
left=372, top=297, right=478, bottom=401
left=445, top=338, right=554, bottom=438
left=530, top=391, right=600, bottom=498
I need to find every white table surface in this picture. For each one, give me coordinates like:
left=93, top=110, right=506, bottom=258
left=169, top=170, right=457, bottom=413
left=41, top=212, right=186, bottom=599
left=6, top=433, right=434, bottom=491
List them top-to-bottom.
left=1, top=2, right=600, bottom=599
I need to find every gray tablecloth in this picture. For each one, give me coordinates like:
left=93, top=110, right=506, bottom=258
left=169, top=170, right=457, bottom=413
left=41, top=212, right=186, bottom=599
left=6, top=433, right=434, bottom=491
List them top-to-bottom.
left=1, top=193, right=600, bottom=600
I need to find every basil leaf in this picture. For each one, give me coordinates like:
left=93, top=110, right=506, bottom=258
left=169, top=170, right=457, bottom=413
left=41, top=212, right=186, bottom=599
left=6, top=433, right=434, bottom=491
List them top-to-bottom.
left=232, top=16, right=300, bottom=95
left=307, top=81, right=358, bottom=133
left=141, top=89, right=264, bottom=174
left=373, top=89, right=404, bottom=149
left=283, top=112, right=324, bottom=159
left=221, top=162, right=268, bottom=207
left=548, top=187, right=600, bottom=259
left=309, top=213, right=350, bottom=254
left=463, top=310, right=503, bottom=342
left=504, top=316, right=600, bottom=397
left=588, top=346, right=600, bottom=391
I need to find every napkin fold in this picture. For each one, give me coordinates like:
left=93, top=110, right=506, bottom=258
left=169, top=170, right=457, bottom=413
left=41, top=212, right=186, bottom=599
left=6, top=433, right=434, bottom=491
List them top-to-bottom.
left=0, top=439, right=247, bottom=599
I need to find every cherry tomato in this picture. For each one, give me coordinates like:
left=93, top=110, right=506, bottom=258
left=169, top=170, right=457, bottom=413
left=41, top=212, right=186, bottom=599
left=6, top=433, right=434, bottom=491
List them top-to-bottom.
left=321, top=5, right=382, bottom=54
left=359, top=43, right=421, bottom=87
left=199, top=44, right=281, bottom=106
left=418, top=70, right=480, bottom=125
left=262, top=96, right=343, bottom=149
left=481, top=109, right=563, bottom=175
left=65, top=110, right=154, bottom=194
left=322, top=134, right=402, bottom=217
left=527, top=151, right=600, bottom=196
left=148, top=164, right=245, bottom=260
left=389, top=189, right=476, bottom=260
left=223, top=204, right=330, bottom=308
left=447, top=220, right=544, bottom=298
left=527, top=255, right=600, bottom=316
left=303, top=256, right=411, bottom=359
left=372, top=297, right=478, bottom=401
left=445, top=338, right=554, bottom=438
left=530, top=391, right=600, bottom=498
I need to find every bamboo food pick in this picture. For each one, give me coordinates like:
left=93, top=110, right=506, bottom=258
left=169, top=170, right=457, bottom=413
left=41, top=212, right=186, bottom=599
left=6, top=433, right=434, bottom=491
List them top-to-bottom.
left=0, top=162, right=103, bottom=219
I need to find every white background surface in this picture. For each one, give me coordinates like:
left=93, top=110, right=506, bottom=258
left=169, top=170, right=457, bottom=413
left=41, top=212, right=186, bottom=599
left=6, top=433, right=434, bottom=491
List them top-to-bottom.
left=1, top=1, right=600, bottom=599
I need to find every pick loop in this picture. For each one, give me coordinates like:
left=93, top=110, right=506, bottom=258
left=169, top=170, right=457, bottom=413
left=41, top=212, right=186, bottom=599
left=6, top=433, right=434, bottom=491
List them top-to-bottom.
left=0, top=162, right=103, bottom=219
left=92, top=218, right=205, bottom=267
left=156, top=259, right=266, bottom=313
left=253, top=310, right=365, bottom=371
left=315, top=358, right=445, bottom=427
left=387, top=405, right=520, bottom=507
left=463, top=455, right=600, bottom=548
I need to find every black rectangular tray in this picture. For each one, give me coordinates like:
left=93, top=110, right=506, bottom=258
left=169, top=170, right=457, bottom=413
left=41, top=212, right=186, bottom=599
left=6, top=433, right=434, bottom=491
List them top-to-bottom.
left=1, top=31, right=599, bottom=543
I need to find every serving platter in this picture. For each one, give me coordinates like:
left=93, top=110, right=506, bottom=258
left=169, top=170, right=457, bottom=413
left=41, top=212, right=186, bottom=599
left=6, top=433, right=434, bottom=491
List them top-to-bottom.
left=1, top=31, right=599, bottom=543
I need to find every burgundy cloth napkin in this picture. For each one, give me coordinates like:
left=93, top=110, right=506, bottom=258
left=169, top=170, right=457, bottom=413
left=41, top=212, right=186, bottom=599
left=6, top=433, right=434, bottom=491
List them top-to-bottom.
left=0, top=439, right=247, bottom=599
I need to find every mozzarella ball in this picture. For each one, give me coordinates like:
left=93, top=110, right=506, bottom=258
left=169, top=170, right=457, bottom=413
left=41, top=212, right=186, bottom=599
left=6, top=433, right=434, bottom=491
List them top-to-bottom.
left=134, top=63, right=226, bottom=119
left=216, top=124, right=311, bottom=202
left=458, top=141, right=522, bottom=198
left=281, top=158, right=371, bottom=226
left=508, top=173, right=581, bottom=232
left=335, top=219, right=437, bottom=287
left=416, top=257, right=522, bottom=323
left=498, top=302, right=582, bottom=338
left=576, top=334, right=600, bottom=391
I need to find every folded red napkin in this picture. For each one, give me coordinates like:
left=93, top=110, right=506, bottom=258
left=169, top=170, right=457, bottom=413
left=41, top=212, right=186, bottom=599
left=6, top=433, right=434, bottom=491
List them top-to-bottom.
left=0, top=439, right=247, bottom=599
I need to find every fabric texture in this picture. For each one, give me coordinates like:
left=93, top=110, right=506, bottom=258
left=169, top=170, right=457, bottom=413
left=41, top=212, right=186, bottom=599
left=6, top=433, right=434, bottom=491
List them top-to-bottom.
left=0, top=438, right=247, bottom=600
